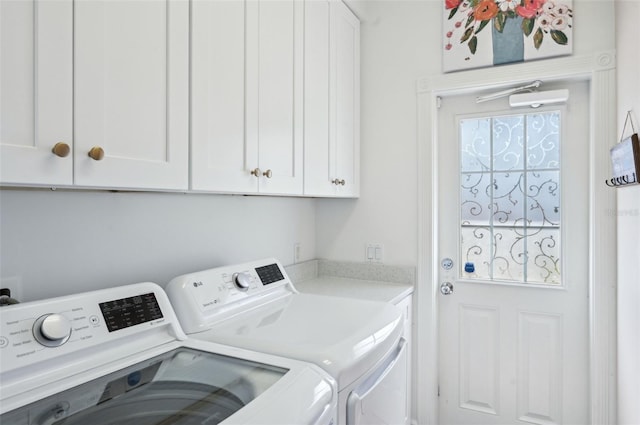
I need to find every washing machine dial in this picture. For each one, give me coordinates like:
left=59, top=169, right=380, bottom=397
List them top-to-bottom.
left=232, top=272, right=251, bottom=292
left=33, top=314, right=72, bottom=347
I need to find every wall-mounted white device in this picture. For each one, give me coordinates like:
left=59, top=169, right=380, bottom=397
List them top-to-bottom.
left=509, top=89, right=569, bottom=108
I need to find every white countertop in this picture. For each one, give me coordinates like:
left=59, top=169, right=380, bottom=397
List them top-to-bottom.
left=294, top=276, right=413, bottom=305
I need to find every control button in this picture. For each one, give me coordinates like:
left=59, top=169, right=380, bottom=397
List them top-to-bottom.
left=232, top=272, right=251, bottom=292
left=33, top=314, right=72, bottom=347
left=89, top=315, right=100, bottom=326
left=0, top=336, right=8, bottom=348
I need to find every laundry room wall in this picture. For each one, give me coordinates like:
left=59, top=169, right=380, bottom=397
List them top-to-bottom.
left=315, top=0, right=616, bottom=266
left=615, top=1, right=640, bottom=423
left=0, top=190, right=316, bottom=302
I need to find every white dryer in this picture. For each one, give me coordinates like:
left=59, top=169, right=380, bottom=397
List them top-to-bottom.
left=166, top=258, right=409, bottom=425
left=0, top=283, right=336, bottom=425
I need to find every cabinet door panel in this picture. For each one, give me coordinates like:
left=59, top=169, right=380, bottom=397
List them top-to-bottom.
left=0, top=0, right=72, bottom=186
left=74, top=0, right=188, bottom=190
left=191, top=0, right=255, bottom=193
left=247, top=0, right=303, bottom=195
left=303, top=0, right=332, bottom=197
left=303, top=0, right=359, bottom=198
left=331, top=0, right=360, bottom=197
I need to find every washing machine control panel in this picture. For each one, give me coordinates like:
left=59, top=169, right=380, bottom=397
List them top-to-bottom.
left=166, top=258, right=294, bottom=333
left=0, top=283, right=182, bottom=378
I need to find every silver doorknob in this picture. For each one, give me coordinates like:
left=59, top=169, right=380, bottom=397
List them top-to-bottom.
left=440, top=282, right=454, bottom=295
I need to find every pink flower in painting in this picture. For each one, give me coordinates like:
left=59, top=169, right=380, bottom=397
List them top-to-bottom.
left=446, top=0, right=461, bottom=9
left=516, top=0, right=545, bottom=19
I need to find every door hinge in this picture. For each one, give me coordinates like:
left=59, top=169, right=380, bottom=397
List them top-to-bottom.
left=436, top=96, right=442, bottom=109
left=438, top=385, right=440, bottom=397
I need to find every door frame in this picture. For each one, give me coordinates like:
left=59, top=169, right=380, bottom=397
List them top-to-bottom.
left=415, top=50, right=617, bottom=425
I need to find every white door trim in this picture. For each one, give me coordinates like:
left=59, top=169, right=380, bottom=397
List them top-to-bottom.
left=415, top=50, right=617, bottom=425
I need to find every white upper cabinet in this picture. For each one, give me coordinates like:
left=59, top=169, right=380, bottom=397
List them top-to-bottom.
left=1, top=0, right=73, bottom=186
left=1, top=0, right=188, bottom=190
left=2, top=0, right=358, bottom=197
left=74, top=0, right=189, bottom=190
left=191, top=0, right=304, bottom=195
left=304, top=0, right=360, bottom=197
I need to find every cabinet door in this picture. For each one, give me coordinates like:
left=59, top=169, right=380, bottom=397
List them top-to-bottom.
left=0, top=0, right=72, bottom=186
left=74, top=0, right=188, bottom=190
left=191, top=0, right=256, bottom=193
left=247, top=0, right=304, bottom=195
left=303, top=0, right=332, bottom=197
left=304, top=0, right=359, bottom=198
left=330, top=0, right=360, bottom=197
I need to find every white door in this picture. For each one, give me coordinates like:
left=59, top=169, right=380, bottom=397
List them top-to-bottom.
left=0, top=0, right=72, bottom=186
left=74, top=0, right=189, bottom=190
left=190, top=0, right=253, bottom=193
left=246, top=0, right=303, bottom=195
left=304, top=0, right=360, bottom=198
left=330, top=0, right=360, bottom=198
left=437, top=80, right=589, bottom=425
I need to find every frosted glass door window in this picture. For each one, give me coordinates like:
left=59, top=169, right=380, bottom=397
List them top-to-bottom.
left=460, top=112, right=561, bottom=284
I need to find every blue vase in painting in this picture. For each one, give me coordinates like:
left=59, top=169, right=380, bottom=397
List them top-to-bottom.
left=492, top=15, right=524, bottom=65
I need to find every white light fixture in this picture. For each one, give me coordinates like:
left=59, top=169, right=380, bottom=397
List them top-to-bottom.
left=509, top=89, right=569, bottom=108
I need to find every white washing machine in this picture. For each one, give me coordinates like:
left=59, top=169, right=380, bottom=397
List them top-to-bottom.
left=166, top=258, right=409, bottom=425
left=0, top=282, right=337, bottom=425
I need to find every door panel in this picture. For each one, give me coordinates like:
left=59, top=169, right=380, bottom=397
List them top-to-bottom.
left=0, top=0, right=72, bottom=185
left=74, top=0, right=188, bottom=190
left=190, top=0, right=253, bottom=193
left=247, top=0, right=303, bottom=195
left=331, top=0, right=359, bottom=196
left=437, top=80, right=589, bottom=425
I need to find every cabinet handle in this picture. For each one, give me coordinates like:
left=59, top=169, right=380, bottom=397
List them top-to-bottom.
left=51, top=142, right=70, bottom=158
left=88, top=146, right=105, bottom=161
left=250, top=168, right=261, bottom=177
left=263, top=169, right=273, bottom=178
left=332, top=179, right=346, bottom=186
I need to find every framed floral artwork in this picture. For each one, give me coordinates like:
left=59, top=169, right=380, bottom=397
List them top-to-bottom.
left=443, top=0, right=573, bottom=72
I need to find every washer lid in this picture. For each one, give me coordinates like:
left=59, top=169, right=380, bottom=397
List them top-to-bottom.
left=197, top=293, right=404, bottom=390
left=1, top=347, right=287, bottom=425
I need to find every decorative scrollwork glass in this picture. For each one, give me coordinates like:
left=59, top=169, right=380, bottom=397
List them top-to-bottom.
left=460, top=111, right=561, bottom=284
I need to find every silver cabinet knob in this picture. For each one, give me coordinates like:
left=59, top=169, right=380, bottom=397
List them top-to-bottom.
left=250, top=168, right=261, bottom=177
left=263, top=169, right=273, bottom=178
left=331, top=179, right=346, bottom=186
left=440, top=282, right=454, bottom=295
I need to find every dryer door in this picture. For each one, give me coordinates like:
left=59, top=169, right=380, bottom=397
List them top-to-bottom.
left=346, top=338, right=408, bottom=425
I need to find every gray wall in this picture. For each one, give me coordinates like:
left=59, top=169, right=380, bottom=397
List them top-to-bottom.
left=0, top=189, right=315, bottom=301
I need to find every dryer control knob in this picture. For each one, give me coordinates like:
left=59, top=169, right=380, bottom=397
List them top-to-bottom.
left=232, top=272, right=251, bottom=292
left=34, top=314, right=72, bottom=347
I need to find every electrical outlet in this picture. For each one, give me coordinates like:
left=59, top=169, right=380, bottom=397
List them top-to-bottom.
left=294, top=243, right=301, bottom=263
left=365, top=243, right=384, bottom=263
